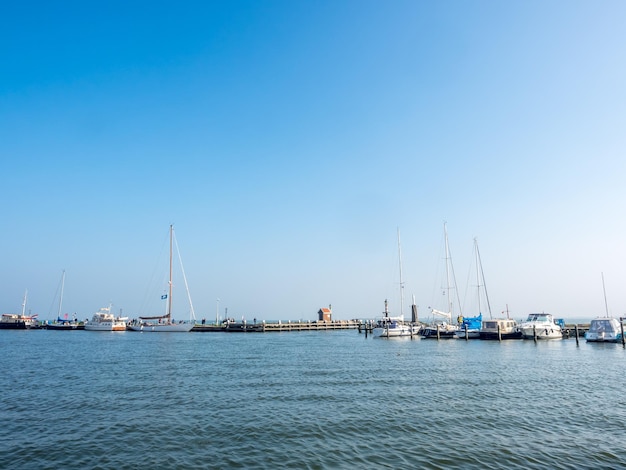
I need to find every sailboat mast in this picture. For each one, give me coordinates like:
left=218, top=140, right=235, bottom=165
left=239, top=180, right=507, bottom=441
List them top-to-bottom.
left=444, top=223, right=452, bottom=315
left=168, top=225, right=174, bottom=320
left=397, top=227, right=404, bottom=318
left=474, top=238, right=481, bottom=314
left=476, top=240, right=492, bottom=318
left=57, top=270, right=65, bottom=319
left=601, top=272, right=609, bottom=317
left=21, top=289, right=28, bottom=316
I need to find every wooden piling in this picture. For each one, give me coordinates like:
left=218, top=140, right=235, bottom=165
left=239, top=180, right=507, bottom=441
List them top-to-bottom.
left=620, top=318, right=625, bottom=347
left=436, top=323, right=440, bottom=340
left=497, top=323, right=502, bottom=342
left=464, top=324, right=468, bottom=341
left=574, top=324, right=579, bottom=346
left=533, top=325, right=537, bottom=343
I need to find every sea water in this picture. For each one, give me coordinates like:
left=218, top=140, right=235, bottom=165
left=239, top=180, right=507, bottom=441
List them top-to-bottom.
left=1, top=329, right=625, bottom=469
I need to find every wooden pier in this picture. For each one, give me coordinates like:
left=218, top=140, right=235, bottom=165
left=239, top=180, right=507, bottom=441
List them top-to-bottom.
left=192, top=319, right=361, bottom=332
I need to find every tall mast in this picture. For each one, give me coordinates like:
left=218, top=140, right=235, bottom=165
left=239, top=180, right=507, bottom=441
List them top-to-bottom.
left=444, top=223, right=452, bottom=314
left=168, top=225, right=173, bottom=320
left=397, top=227, right=404, bottom=318
left=475, top=238, right=492, bottom=318
left=57, top=270, right=65, bottom=319
left=601, top=272, right=609, bottom=317
left=21, top=289, right=28, bottom=316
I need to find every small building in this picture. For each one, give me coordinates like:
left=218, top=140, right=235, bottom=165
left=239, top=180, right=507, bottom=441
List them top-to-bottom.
left=318, top=305, right=332, bottom=322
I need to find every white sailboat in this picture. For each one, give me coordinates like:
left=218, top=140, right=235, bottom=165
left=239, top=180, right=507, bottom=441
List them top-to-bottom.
left=421, top=223, right=460, bottom=339
left=128, top=225, right=196, bottom=332
left=373, top=229, right=420, bottom=338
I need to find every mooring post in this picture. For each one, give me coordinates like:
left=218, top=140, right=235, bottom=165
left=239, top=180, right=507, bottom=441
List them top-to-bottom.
left=620, top=317, right=625, bottom=347
left=436, top=323, right=440, bottom=340
left=464, top=323, right=468, bottom=341
left=498, top=323, right=502, bottom=342
left=574, top=324, right=579, bottom=346
left=533, top=325, right=537, bottom=343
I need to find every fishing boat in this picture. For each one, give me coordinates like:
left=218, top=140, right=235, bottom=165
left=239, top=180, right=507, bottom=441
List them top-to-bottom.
left=421, top=223, right=460, bottom=339
left=128, top=225, right=196, bottom=332
left=373, top=229, right=420, bottom=338
left=0, top=290, right=39, bottom=329
left=84, top=306, right=128, bottom=331
left=519, top=313, right=562, bottom=340
left=479, top=317, right=522, bottom=340
left=585, top=317, right=624, bottom=343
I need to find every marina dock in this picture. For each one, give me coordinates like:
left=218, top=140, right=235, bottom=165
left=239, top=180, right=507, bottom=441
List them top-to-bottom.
left=192, top=319, right=361, bottom=332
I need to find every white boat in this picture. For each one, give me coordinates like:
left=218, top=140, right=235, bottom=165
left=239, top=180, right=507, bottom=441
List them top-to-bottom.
left=421, top=223, right=460, bottom=339
left=128, top=225, right=195, bottom=332
left=373, top=229, right=420, bottom=338
left=585, top=274, right=624, bottom=343
left=0, top=290, right=39, bottom=330
left=373, top=299, right=420, bottom=338
left=85, top=307, right=128, bottom=331
left=519, top=313, right=562, bottom=340
left=479, top=317, right=522, bottom=340
left=585, top=317, right=624, bottom=343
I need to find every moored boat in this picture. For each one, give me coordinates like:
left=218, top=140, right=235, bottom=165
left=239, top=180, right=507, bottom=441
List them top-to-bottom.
left=421, top=223, right=460, bottom=339
left=127, top=225, right=195, bottom=332
left=0, top=290, right=39, bottom=329
left=373, top=299, right=420, bottom=338
left=85, top=307, right=128, bottom=331
left=0, top=313, right=39, bottom=329
left=519, top=313, right=562, bottom=340
left=585, top=317, right=624, bottom=343
left=479, top=318, right=522, bottom=340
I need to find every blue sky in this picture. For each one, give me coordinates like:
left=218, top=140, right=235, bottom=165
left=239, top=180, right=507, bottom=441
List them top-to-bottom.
left=2, top=1, right=625, bottom=322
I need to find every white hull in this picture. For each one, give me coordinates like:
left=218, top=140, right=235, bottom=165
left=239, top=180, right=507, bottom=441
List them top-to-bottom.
left=519, top=313, right=562, bottom=340
left=585, top=317, right=623, bottom=343
left=85, top=322, right=127, bottom=331
left=128, top=322, right=194, bottom=332
left=373, top=324, right=420, bottom=338
left=520, top=327, right=562, bottom=340
left=454, top=329, right=480, bottom=339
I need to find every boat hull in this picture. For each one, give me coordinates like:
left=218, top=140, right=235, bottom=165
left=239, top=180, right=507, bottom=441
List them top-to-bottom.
left=128, top=322, right=194, bottom=332
left=84, top=323, right=127, bottom=331
left=373, top=325, right=420, bottom=338
left=420, top=327, right=458, bottom=339
left=520, top=327, right=562, bottom=340
left=479, top=331, right=522, bottom=340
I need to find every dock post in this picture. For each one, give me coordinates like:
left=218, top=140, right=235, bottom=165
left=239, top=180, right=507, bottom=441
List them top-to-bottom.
left=620, top=318, right=625, bottom=347
left=436, top=323, right=440, bottom=340
left=497, top=323, right=502, bottom=342
left=365, top=324, right=368, bottom=338
left=464, top=324, right=468, bottom=341
left=574, top=324, right=579, bottom=346
left=533, top=325, right=537, bottom=343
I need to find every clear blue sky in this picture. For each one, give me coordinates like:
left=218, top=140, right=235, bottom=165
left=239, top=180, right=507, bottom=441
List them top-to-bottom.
left=2, top=1, right=625, bottom=322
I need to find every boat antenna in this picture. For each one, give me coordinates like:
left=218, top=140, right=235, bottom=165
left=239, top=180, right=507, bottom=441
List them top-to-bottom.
left=601, top=272, right=609, bottom=317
